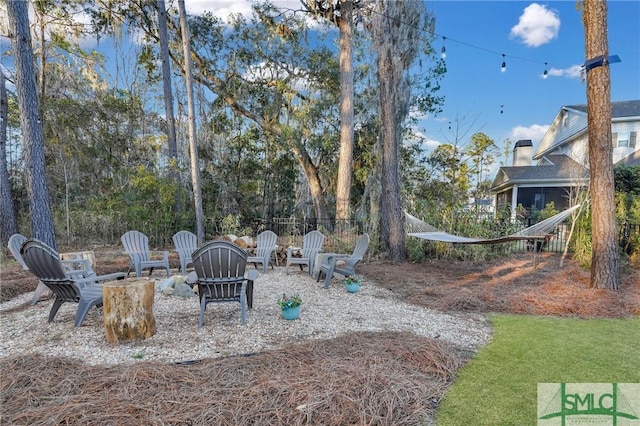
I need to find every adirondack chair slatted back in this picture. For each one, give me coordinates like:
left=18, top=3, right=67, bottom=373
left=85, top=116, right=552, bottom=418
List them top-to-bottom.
left=121, top=230, right=170, bottom=277
left=122, top=230, right=151, bottom=263
left=173, top=230, right=197, bottom=274
left=248, top=230, right=278, bottom=272
left=255, top=230, right=277, bottom=259
left=286, top=230, right=326, bottom=275
left=301, top=230, right=325, bottom=259
left=8, top=233, right=29, bottom=270
left=9, top=233, right=60, bottom=305
left=344, top=233, right=370, bottom=270
left=21, top=239, right=107, bottom=326
left=21, top=240, right=81, bottom=302
left=192, top=240, right=249, bottom=327
left=194, top=241, right=247, bottom=288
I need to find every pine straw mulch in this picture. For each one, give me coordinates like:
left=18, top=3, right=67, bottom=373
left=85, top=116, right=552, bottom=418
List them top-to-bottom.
left=1, top=249, right=638, bottom=425
left=359, top=251, right=640, bottom=318
left=1, top=332, right=465, bottom=426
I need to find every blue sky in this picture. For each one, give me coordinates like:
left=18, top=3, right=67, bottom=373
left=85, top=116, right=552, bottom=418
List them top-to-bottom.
left=181, top=1, right=639, bottom=158
left=421, top=1, right=640, bottom=157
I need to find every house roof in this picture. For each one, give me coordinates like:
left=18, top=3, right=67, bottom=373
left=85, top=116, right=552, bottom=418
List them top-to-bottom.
left=534, top=99, right=640, bottom=159
left=566, top=100, right=640, bottom=118
left=618, top=149, right=640, bottom=166
left=491, top=154, right=589, bottom=192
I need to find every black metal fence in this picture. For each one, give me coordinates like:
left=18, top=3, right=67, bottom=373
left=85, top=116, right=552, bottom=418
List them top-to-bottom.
left=46, top=213, right=636, bottom=256
left=245, top=218, right=373, bottom=253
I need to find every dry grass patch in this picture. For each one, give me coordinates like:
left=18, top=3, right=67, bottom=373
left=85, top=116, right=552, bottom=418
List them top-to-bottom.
left=360, top=252, right=640, bottom=318
left=1, top=331, right=466, bottom=425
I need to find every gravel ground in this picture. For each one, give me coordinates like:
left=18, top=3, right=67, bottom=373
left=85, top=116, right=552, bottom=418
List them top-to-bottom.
left=0, top=267, right=492, bottom=366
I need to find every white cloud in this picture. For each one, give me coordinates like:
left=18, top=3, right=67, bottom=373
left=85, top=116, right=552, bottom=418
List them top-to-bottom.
left=184, top=0, right=301, bottom=21
left=184, top=0, right=253, bottom=20
left=510, top=3, right=560, bottom=47
left=70, top=10, right=100, bottom=49
left=548, top=65, right=583, bottom=79
left=510, top=124, right=549, bottom=144
left=407, top=130, right=442, bottom=151
left=423, top=137, right=443, bottom=150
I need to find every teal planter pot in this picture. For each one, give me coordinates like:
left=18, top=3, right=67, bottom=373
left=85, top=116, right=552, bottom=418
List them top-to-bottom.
left=345, top=283, right=360, bottom=293
left=281, top=305, right=301, bottom=320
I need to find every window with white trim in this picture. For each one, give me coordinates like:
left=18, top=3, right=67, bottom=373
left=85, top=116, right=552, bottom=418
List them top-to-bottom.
left=615, top=132, right=630, bottom=148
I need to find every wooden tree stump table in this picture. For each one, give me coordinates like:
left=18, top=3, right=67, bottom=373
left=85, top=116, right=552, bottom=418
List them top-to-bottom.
left=103, top=278, right=155, bottom=343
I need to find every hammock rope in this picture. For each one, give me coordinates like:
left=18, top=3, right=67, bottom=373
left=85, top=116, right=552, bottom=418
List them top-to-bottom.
left=406, top=204, right=580, bottom=245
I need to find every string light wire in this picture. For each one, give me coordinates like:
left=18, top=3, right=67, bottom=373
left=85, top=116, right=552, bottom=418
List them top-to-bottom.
left=365, top=7, right=551, bottom=73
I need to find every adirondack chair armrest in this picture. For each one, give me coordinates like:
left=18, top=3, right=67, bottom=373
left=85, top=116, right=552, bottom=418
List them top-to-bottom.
left=323, top=253, right=350, bottom=266
left=65, top=269, right=95, bottom=283
left=73, top=275, right=101, bottom=288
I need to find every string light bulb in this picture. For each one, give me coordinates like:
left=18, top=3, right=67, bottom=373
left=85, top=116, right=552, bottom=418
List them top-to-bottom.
left=441, top=36, right=446, bottom=59
left=501, top=54, right=506, bottom=73
left=543, top=62, right=548, bottom=79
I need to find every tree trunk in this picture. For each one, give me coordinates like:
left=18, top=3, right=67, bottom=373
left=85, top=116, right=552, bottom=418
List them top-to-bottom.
left=7, top=0, right=57, bottom=249
left=157, top=0, right=181, bottom=213
left=177, top=0, right=205, bottom=244
left=335, top=0, right=355, bottom=223
left=372, top=0, right=423, bottom=261
left=583, top=0, right=619, bottom=290
left=33, top=2, right=47, bottom=99
left=378, top=43, right=406, bottom=261
left=0, top=70, right=18, bottom=246
left=291, top=142, right=332, bottom=227
left=103, top=278, right=155, bottom=343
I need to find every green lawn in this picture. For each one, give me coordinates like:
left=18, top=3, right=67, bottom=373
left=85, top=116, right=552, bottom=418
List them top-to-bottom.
left=437, top=314, right=640, bottom=425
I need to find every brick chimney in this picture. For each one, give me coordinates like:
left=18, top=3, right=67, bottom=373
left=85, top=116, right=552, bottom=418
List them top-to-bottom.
left=512, top=139, right=532, bottom=166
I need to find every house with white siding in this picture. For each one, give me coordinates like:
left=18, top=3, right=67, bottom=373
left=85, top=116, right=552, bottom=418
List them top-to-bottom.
left=491, top=100, right=640, bottom=220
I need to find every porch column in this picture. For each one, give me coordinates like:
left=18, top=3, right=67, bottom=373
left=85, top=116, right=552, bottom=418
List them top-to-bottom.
left=511, top=185, right=519, bottom=221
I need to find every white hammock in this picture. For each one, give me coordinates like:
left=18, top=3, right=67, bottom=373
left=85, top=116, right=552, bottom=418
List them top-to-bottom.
left=406, top=204, right=580, bottom=245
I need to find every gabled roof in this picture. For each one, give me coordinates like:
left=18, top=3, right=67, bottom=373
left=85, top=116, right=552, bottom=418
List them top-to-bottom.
left=534, top=100, right=640, bottom=159
left=566, top=100, right=640, bottom=118
left=618, top=149, right=640, bottom=166
left=491, top=154, right=589, bottom=192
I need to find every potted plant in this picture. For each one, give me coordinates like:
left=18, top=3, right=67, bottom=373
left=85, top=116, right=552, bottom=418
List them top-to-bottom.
left=344, top=275, right=361, bottom=293
left=277, top=293, right=302, bottom=320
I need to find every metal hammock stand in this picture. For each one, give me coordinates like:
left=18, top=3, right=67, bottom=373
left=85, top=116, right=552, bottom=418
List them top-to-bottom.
left=406, top=204, right=581, bottom=245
